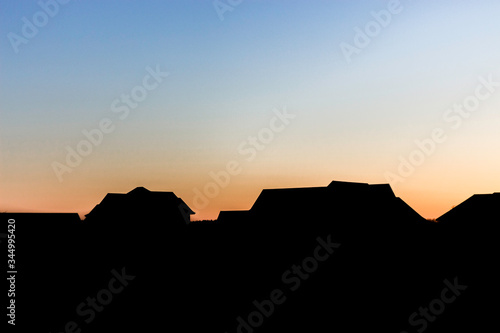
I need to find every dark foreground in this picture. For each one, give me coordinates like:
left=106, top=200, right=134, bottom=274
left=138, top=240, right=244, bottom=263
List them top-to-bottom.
left=1, top=186, right=497, bottom=332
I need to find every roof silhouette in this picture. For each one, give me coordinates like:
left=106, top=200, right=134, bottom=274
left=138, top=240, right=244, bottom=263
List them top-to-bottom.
left=217, top=180, right=427, bottom=227
left=2, top=183, right=494, bottom=332
left=85, top=187, right=194, bottom=227
left=437, top=192, right=500, bottom=227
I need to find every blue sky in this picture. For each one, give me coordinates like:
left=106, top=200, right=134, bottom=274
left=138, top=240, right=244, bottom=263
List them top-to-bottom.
left=1, top=0, right=500, bottom=219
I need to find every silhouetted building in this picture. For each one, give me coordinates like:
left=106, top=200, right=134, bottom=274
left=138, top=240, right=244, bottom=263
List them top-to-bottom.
left=217, top=180, right=427, bottom=229
left=2, top=184, right=491, bottom=332
left=85, top=186, right=194, bottom=227
left=437, top=192, right=500, bottom=228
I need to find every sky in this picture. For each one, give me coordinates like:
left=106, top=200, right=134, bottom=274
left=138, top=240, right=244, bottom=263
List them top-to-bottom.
left=1, top=0, right=500, bottom=220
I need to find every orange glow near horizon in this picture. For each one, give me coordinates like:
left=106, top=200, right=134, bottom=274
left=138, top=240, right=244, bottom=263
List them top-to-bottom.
left=2, top=1, right=500, bottom=225
left=2, top=173, right=497, bottom=221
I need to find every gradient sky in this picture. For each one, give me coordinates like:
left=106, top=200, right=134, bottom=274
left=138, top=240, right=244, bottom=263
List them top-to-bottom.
left=1, top=0, right=500, bottom=220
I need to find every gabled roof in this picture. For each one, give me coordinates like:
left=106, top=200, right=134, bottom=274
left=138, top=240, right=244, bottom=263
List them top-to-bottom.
left=217, top=180, right=425, bottom=225
left=250, top=181, right=396, bottom=212
left=127, top=186, right=150, bottom=195
left=250, top=186, right=330, bottom=213
left=85, top=187, right=195, bottom=219
left=437, top=192, right=500, bottom=227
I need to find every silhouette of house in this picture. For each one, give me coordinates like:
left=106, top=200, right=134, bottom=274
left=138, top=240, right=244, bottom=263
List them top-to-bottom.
left=217, top=180, right=427, bottom=228
left=3, top=186, right=489, bottom=332
left=85, top=187, right=194, bottom=227
left=437, top=192, right=500, bottom=228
